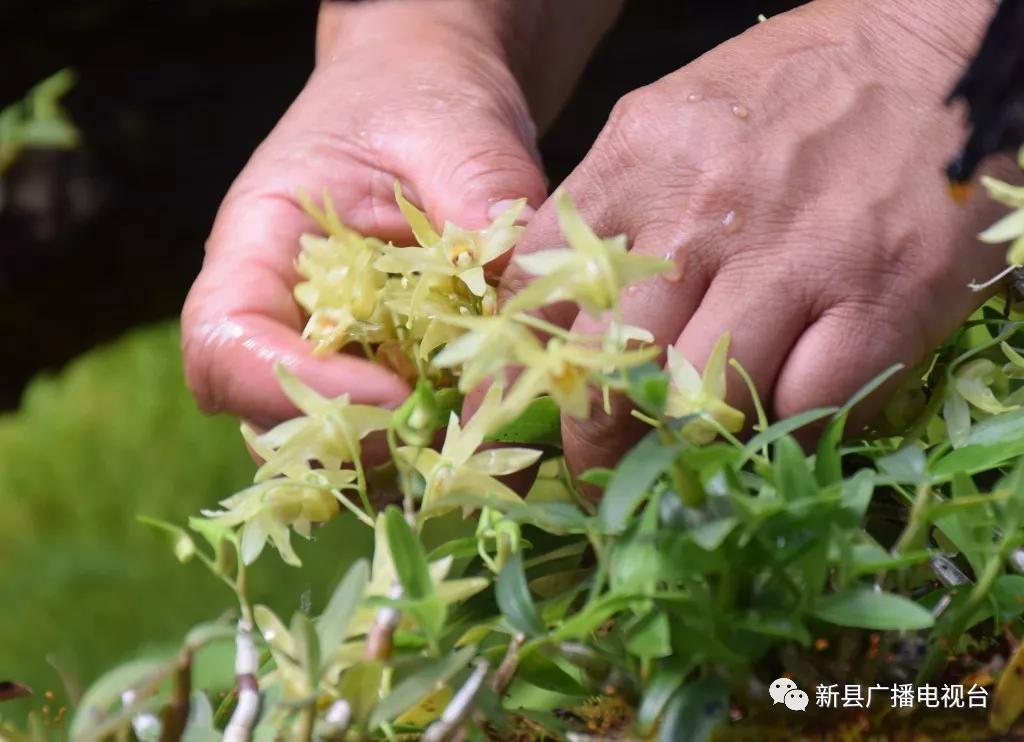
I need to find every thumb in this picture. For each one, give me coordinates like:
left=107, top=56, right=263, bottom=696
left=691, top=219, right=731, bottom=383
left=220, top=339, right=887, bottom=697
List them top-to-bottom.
left=400, top=110, right=546, bottom=232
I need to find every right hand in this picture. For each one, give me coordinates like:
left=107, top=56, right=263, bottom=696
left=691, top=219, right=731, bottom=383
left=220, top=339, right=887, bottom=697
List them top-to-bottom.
left=181, top=2, right=548, bottom=428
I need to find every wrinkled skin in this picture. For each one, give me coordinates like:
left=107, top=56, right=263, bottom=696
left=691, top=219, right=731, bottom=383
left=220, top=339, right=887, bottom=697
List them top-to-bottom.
left=184, top=0, right=1014, bottom=478
left=499, top=0, right=1015, bottom=476
left=181, top=4, right=553, bottom=428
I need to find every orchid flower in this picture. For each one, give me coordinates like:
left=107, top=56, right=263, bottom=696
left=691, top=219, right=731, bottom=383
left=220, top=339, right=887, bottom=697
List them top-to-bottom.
left=979, top=174, right=1024, bottom=265
left=374, top=183, right=525, bottom=297
left=507, top=190, right=671, bottom=316
left=293, top=231, right=390, bottom=354
left=431, top=313, right=544, bottom=392
left=665, top=333, right=745, bottom=444
left=504, top=338, right=658, bottom=420
left=243, top=365, right=391, bottom=482
left=397, top=385, right=542, bottom=514
left=203, top=470, right=353, bottom=566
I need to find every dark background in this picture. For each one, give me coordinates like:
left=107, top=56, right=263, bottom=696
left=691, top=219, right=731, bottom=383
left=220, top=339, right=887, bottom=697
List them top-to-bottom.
left=0, top=0, right=802, bottom=408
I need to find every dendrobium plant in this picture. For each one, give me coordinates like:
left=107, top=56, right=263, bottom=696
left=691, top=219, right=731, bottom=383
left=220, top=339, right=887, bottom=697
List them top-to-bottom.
left=65, top=182, right=777, bottom=742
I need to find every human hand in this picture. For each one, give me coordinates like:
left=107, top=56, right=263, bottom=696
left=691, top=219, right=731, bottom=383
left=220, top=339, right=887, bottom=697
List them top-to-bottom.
left=181, top=0, right=604, bottom=427
left=500, top=0, right=1014, bottom=475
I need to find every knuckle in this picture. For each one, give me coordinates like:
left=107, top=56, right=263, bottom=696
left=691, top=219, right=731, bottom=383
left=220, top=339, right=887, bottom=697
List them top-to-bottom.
left=599, top=85, right=671, bottom=165
left=446, top=142, right=543, bottom=199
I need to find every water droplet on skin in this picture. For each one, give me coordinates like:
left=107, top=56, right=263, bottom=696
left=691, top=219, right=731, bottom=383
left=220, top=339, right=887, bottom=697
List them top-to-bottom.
left=687, top=93, right=704, bottom=103
left=731, top=104, right=749, bottom=120
left=722, top=210, right=742, bottom=234
left=662, top=251, right=684, bottom=283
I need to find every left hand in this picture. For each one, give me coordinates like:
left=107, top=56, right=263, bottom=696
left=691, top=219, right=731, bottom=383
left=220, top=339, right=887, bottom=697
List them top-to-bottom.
left=500, top=0, right=1014, bottom=476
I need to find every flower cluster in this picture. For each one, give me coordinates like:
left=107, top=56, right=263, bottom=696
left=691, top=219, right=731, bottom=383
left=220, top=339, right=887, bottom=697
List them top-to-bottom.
left=978, top=148, right=1024, bottom=266
left=201, top=182, right=744, bottom=567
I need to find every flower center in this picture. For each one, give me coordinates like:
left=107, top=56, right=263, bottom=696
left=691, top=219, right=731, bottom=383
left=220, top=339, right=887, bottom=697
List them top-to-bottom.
left=447, top=239, right=477, bottom=268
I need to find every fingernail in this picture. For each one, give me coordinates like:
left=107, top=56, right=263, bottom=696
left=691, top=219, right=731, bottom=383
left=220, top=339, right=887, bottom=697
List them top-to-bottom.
left=488, top=199, right=536, bottom=225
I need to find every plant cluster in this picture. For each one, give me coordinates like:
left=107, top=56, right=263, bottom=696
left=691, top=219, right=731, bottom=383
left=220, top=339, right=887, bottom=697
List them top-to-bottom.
left=0, top=69, right=78, bottom=175
left=8, top=150, right=1024, bottom=741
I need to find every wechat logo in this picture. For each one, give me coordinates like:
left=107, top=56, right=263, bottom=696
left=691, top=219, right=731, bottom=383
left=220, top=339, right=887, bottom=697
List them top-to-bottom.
left=770, top=677, right=809, bottom=711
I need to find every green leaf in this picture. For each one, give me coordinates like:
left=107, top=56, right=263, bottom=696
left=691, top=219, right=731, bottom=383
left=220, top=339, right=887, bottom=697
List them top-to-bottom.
left=626, top=362, right=670, bottom=415
left=393, top=380, right=452, bottom=446
left=485, top=396, right=561, bottom=446
left=739, top=406, right=838, bottom=464
left=933, top=408, right=1024, bottom=478
left=815, top=413, right=845, bottom=487
left=597, top=431, right=678, bottom=534
left=774, top=435, right=817, bottom=500
left=877, top=446, right=927, bottom=485
left=579, top=467, right=614, bottom=489
left=839, top=469, right=875, bottom=520
left=385, top=508, right=433, bottom=601
left=138, top=515, right=196, bottom=563
left=188, top=516, right=237, bottom=570
left=689, top=518, right=737, bottom=552
left=610, top=528, right=661, bottom=592
left=496, top=552, right=546, bottom=637
left=317, top=559, right=369, bottom=656
left=811, top=588, right=934, bottom=630
left=549, top=593, right=648, bottom=642
left=291, top=611, right=320, bottom=690
left=625, top=611, right=672, bottom=659
left=731, top=614, right=812, bottom=645
left=183, top=622, right=235, bottom=650
left=368, top=647, right=475, bottom=728
left=515, top=652, right=587, bottom=696
left=71, top=657, right=172, bottom=739
left=337, top=662, right=384, bottom=726
left=636, top=662, right=692, bottom=735
left=659, top=677, right=729, bottom=742
left=182, top=692, right=219, bottom=742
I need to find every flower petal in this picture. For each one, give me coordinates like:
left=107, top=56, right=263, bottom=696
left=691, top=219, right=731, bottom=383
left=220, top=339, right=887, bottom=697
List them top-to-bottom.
left=395, top=181, right=441, bottom=246
left=979, top=210, right=1024, bottom=244
left=458, top=266, right=487, bottom=297
left=667, top=345, right=702, bottom=394
left=466, top=447, right=543, bottom=476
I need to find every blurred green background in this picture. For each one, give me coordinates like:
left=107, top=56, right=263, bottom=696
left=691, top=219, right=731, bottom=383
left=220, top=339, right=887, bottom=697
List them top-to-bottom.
left=0, top=323, right=372, bottom=726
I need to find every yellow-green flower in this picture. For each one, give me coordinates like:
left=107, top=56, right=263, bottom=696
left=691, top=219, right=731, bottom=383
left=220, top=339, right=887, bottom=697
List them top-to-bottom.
left=979, top=174, right=1024, bottom=265
left=374, top=183, right=525, bottom=297
left=507, top=190, right=671, bottom=316
left=293, top=230, right=390, bottom=354
left=378, top=275, right=468, bottom=361
left=431, top=313, right=544, bottom=392
left=665, top=333, right=744, bottom=444
left=504, top=338, right=658, bottom=420
left=244, top=365, right=391, bottom=482
left=397, top=385, right=541, bottom=514
left=204, top=470, right=354, bottom=566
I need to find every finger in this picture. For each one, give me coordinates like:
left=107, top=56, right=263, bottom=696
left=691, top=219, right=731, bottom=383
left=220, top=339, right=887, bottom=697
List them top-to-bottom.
left=397, top=102, right=546, bottom=234
left=182, top=185, right=410, bottom=427
left=557, top=230, right=712, bottom=478
left=673, top=273, right=810, bottom=419
left=772, top=303, right=925, bottom=438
